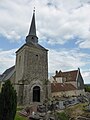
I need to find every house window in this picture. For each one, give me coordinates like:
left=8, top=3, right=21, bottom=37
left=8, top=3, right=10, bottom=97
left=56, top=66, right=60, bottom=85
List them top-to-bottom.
left=36, top=54, right=39, bottom=60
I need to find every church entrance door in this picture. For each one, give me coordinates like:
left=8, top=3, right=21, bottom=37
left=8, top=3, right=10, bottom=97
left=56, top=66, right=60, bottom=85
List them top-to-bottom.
left=33, top=86, right=40, bottom=102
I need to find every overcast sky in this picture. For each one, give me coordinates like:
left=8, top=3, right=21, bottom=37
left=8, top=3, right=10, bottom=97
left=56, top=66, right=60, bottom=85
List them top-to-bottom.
left=0, top=0, right=90, bottom=84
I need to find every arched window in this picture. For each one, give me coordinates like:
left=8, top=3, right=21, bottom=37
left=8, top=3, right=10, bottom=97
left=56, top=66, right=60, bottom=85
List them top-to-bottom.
left=33, top=86, right=40, bottom=102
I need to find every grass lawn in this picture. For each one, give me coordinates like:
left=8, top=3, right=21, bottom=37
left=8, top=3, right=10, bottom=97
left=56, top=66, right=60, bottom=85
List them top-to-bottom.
left=65, top=103, right=88, bottom=119
left=15, top=106, right=28, bottom=120
left=56, top=112, right=69, bottom=120
left=14, top=113, right=28, bottom=120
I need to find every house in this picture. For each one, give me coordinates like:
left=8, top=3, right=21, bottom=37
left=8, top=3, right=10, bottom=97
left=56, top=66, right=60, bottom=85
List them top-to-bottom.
left=51, top=68, right=85, bottom=98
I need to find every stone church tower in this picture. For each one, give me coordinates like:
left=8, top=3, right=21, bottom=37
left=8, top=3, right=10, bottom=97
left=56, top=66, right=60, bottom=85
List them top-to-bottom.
left=15, top=10, right=48, bottom=105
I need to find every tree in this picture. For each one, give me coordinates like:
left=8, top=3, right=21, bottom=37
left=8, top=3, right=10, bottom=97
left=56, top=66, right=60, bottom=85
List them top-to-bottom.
left=0, top=80, right=17, bottom=120
left=85, top=85, right=90, bottom=92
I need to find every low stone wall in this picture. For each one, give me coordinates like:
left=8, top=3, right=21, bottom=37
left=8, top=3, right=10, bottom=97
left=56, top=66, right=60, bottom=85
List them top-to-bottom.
left=51, top=89, right=85, bottom=97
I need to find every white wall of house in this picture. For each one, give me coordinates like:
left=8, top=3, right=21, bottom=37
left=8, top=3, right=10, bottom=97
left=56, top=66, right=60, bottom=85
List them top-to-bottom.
left=50, top=77, right=66, bottom=83
left=56, top=77, right=63, bottom=83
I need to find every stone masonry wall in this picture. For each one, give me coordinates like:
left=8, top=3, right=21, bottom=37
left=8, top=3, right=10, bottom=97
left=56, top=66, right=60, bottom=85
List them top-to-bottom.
left=15, top=44, right=48, bottom=105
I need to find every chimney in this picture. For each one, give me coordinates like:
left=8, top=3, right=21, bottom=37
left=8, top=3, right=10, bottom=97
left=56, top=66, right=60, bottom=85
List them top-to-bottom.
left=56, top=70, right=58, bottom=74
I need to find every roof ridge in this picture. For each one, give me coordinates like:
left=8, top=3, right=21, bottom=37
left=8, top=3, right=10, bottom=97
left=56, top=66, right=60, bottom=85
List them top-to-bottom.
left=62, top=69, right=78, bottom=73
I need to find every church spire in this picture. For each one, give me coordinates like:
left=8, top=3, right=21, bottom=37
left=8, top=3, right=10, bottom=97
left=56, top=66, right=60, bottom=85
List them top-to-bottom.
left=26, top=8, right=38, bottom=44
left=29, top=8, right=36, bottom=36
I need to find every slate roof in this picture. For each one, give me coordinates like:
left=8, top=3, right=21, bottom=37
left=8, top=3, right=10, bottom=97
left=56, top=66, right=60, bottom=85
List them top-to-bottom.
left=29, top=10, right=36, bottom=36
left=16, top=42, right=48, bottom=53
left=0, top=65, right=15, bottom=81
left=54, top=70, right=78, bottom=82
left=51, top=83, right=76, bottom=92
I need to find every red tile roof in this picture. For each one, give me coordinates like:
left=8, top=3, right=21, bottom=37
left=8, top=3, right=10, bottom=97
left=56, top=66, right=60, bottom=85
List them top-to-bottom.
left=54, top=70, right=78, bottom=82
left=51, top=83, right=76, bottom=92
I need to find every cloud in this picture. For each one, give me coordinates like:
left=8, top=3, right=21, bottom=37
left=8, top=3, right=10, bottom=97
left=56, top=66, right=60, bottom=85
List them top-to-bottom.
left=0, top=0, right=90, bottom=48
left=0, top=0, right=90, bottom=83
left=0, top=0, right=32, bottom=42
left=37, top=0, right=90, bottom=48
left=1, top=30, right=21, bottom=42
left=78, top=39, right=90, bottom=49
left=0, top=47, right=89, bottom=84
left=48, top=48, right=90, bottom=73
left=48, top=48, right=90, bottom=83
left=0, top=49, right=17, bottom=74
left=81, top=70, right=90, bottom=84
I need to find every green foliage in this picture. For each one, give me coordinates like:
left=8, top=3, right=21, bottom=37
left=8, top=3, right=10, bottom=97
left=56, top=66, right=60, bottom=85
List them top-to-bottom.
left=0, top=80, right=17, bottom=120
left=85, top=85, right=90, bottom=92
left=17, top=106, right=25, bottom=111
left=56, top=112, right=69, bottom=120
left=14, top=113, right=27, bottom=120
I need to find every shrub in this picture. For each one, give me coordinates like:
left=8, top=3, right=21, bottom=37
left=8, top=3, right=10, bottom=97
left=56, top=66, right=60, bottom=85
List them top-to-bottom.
left=0, top=80, right=17, bottom=120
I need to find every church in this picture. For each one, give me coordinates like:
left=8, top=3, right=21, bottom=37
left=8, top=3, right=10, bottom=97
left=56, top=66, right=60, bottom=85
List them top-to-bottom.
left=0, top=10, right=85, bottom=105
left=0, top=10, right=50, bottom=105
